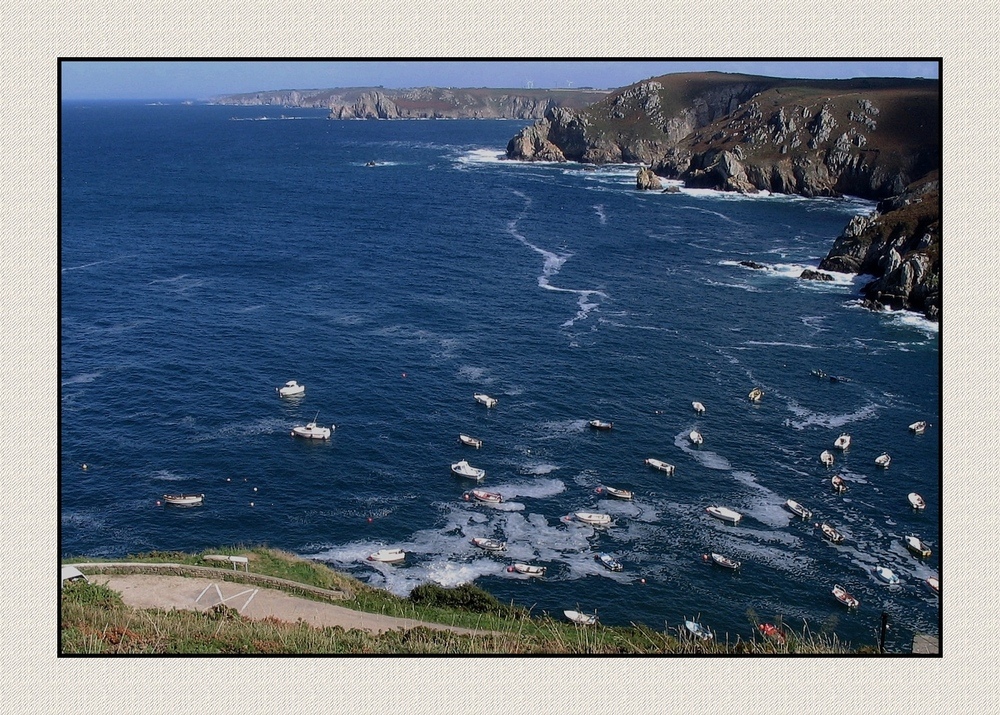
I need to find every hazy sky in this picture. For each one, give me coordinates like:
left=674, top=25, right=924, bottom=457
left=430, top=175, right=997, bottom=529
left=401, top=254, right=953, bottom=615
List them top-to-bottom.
left=60, top=60, right=940, bottom=101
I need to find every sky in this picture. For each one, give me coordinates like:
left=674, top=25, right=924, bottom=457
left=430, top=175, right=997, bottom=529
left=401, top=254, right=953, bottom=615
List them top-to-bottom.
left=60, top=60, right=940, bottom=101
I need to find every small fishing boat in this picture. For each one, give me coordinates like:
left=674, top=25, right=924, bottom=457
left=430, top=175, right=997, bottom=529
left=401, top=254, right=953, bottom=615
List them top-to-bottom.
left=810, top=369, right=827, bottom=379
left=276, top=380, right=304, bottom=397
left=748, top=387, right=763, bottom=403
left=474, top=393, right=497, bottom=408
left=692, top=401, right=706, bottom=414
left=291, top=413, right=333, bottom=439
left=588, top=419, right=613, bottom=430
left=909, top=420, right=928, bottom=434
left=689, top=429, right=704, bottom=445
left=834, top=433, right=851, bottom=450
left=459, top=434, right=483, bottom=449
left=820, top=450, right=834, bottom=466
left=875, top=452, right=891, bottom=468
left=645, top=458, right=675, bottom=475
left=451, top=459, right=486, bottom=481
left=831, top=475, right=847, bottom=493
left=602, top=486, right=634, bottom=500
left=469, top=489, right=503, bottom=504
left=908, top=492, right=926, bottom=510
left=163, top=493, right=204, bottom=506
left=785, top=499, right=812, bottom=519
left=706, top=506, right=742, bottom=524
left=574, top=512, right=612, bottom=526
left=819, top=522, right=844, bottom=543
left=904, top=535, right=931, bottom=558
left=471, top=537, right=506, bottom=552
left=367, top=548, right=406, bottom=564
left=708, top=552, right=741, bottom=570
left=595, top=553, right=623, bottom=572
left=510, top=563, right=546, bottom=577
left=874, top=566, right=899, bottom=585
left=926, top=576, right=939, bottom=594
left=832, top=584, right=859, bottom=608
left=564, top=610, right=598, bottom=626
left=684, top=620, right=713, bottom=641
left=758, top=623, right=787, bottom=644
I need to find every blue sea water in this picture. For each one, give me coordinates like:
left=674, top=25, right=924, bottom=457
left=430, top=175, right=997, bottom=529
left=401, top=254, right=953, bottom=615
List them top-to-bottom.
left=60, top=102, right=940, bottom=652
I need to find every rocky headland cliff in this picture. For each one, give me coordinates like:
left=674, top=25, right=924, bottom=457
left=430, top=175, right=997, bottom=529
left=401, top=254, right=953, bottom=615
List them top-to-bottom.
left=505, top=72, right=940, bottom=320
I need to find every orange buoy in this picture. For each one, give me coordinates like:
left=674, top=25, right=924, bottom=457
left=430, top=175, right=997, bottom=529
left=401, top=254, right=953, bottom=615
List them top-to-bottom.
left=155, top=500, right=161, bottom=506
left=640, top=578, right=646, bottom=584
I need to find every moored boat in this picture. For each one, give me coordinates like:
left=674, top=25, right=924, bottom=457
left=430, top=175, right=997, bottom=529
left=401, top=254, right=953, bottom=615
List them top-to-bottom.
left=276, top=380, right=304, bottom=397
left=748, top=387, right=763, bottom=403
left=474, top=393, right=497, bottom=408
left=692, top=401, right=706, bottom=414
left=291, top=413, right=333, bottom=439
left=588, top=419, right=613, bottom=430
left=909, top=420, right=928, bottom=434
left=689, top=429, right=703, bottom=445
left=834, top=433, right=851, bottom=450
left=459, top=434, right=483, bottom=449
left=820, top=450, right=834, bottom=467
left=875, top=452, right=891, bottom=468
left=645, top=458, right=675, bottom=475
left=451, top=459, right=486, bottom=481
left=831, top=475, right=847, bottom=493
left=602, top=486, right=633, bottom=500
left=469, top=488, right=503, bottom=504
left=908, top=492, right=926, bottom=510
left=163, top=493, right=204, bottom=506
left=785, top=499, right=812, bottom=519
left=706, top=506, right=742, bottom=524
left=574, top=512, right=612, bottom=526
left=819, top=522, right=844, bottom=543
left=904, top=535, right=931, bottom=558
left=471, top=537, right=506, bottom=552
left=367, top=548, right=406, bottom=564
left=707, top=552, right=741, bottom=570
left=595, top=553, right=623, bottom=572
left=510, top=563, right=546, bottom=577
left=874, top=566, right=899, bottom=585
left=926, top=576, right=939, bottom=594
left=832, top=583, right=859, bottom=608
left=564, top=610, right=598, bottom=626
left=684, top=620, right=713, bottom=640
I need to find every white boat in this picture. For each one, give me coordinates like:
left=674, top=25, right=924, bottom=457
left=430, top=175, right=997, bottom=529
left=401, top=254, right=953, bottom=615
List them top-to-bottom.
left=276, top=380, right=304, bottom=397
left=748, top=387, right=763, bottom=403
left=474, top=393, right=497, bottom=408
left=692, top=401, right=706, bottom=414
left=291, top=414, right=333, bottom=439
left=588, top=419, right=613, bottom=430
left=909, top=420, right=928, bottom=434
left=689, top=429, right=703, bottom=445
left=834, top=433, right=851, bottom=450
left=459, top=434, right=483, bottom=449
left=820, top=450, right=834, bottom=466
left=875, top=452, right=891, bottom=468
left=645, top=458, right=675, bottom=475
left=451, top=459, right=486, bottom=481
left=831, top=475, right=847, bottom=493
left=603, top=486, right=633, bottom=500
left=469, top=489, right=502, bottom=504
left=908, top=492, right=926, bottom=510
left=163, top=493, right=204, bottom=506
left=785, top=499, right=812, bottom=519
left=706, top=506, right=742, bottom=524
left=574, top=512, right=612, bottom=526
left=819, top=522, right=844, bottom=543
left=905, top=535, right=931, bottom=558
left=471, top=537, right=506, bottom=552
left=367, top=548, right=406, bottom=564
left=709, top=552, right=741, bottom=570
left=595, top=553, right=623, bottom=572
left=510, top=563, right=546, bottom=577
left=874, top=566, right=899, bottom=585
left=926, top=576, right=939, bottom=594
left=832, top=584, right=859, bottom=608
left=564, top=610, right=598, bottom=626
left=684, top=620, right=713, bottom=640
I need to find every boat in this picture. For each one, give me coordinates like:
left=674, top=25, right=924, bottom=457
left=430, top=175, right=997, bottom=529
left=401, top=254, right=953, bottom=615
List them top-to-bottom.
left=810, top=369, right=827, bottom=379
left=276, top=380, right=304, bottom=397
left=748, top=387, right=763, bottom=403
left=474, top=393, right=497, bottom=408
left=692, top=401, right=706, bottom=414
left=291, top=413, right=333, bottom=439
left=588, top=419, right=613, bottom=430
left=909, top=420, right=928, bottom=434
left=689, top=429, right=703, bottom=445
left=834, top=433, right=851, bottom=450
left=459, top=434, right=483, bottom=449
left=820, top=450, right=834, bottom=466
left=875, top=452, right=891, bottom=468
left=645, top=458, right=675, bottom=475
left=451, top=459, right=486, bottom=481
left=831, top=475, right=847, bottom=493
left=602, top=486, right=634, bottom=500
left=469, top=489, right=503, bottom=504
left=908, top=492, right=926, bottom=510
left=163, top=493, right=204, bottom=506
left=785, top=499, right=812, bottom=519
left=706, top=506, right=742, bottom=524
left=575, top=512, right=612, bottom=526
left=819, top=522, right=844, bottom=543
left=904, top=535, right=931, bottom=558
left=471, top=537, right=506, bottom=552
left=367, top=548, right=406, bottom=564
left=708, top=552, right=741, bottom=570
left=595, top=553, right=623, bottom=572
left=510, top=563, right=546, bottom=577
left=874, top=566, right=900, bottom=585
left=926, top=576, right=939, bottom=594
left=832, top=583, right=859, bottom=608
left=564, top=610, right=598, bottom=626
left=684, top=620, right=713, bottom=641
left=758, top=623, right=787, bottom=644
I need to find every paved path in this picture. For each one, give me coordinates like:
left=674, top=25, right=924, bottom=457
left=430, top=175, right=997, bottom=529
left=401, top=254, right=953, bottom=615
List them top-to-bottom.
left=88, top=574, right=493, bottom=636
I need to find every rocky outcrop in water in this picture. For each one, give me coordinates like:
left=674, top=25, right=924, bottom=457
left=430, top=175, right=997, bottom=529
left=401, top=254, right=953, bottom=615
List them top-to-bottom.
left=636, top=167, right=662, bottom=190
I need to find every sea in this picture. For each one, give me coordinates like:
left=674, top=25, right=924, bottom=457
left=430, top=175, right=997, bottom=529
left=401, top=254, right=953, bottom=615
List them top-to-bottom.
left=60, top=102, right=940, bottom=653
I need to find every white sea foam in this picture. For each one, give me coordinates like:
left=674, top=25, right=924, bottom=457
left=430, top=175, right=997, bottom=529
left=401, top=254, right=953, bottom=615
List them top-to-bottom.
left=453, top=148, right=507, bottom=165
left=593, top=204, right=607, bottom=225
left=703, top=278, right=762, bottom=293
left=884, top=309, right=939, bottom=336
left=62, top=371, right=102, bottom=386
left=784, top=400, right=881, bottom=430
left=673, top=431, right=731, bottom=470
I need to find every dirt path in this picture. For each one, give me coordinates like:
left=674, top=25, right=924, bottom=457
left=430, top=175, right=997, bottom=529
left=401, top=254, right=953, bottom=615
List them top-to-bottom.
left=88, top=574, right=493, bottom=636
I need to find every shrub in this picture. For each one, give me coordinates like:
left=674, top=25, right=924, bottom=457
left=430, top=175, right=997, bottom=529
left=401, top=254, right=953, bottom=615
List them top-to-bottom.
left=61, top=580, right=123, bottom=610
